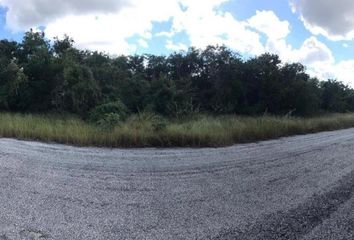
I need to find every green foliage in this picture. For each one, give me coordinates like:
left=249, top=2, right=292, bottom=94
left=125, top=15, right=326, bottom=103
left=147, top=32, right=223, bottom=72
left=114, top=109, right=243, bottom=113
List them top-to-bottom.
left=0, top=30, right=353, bottom=120
left=19, top=30, right=54, bottom=111
left=53, top=35, right=74, bottom=57
left=0, top=60, right=27, bottom=109
left=61, top=62, right=100, bottom=115
left=321, top=80, right=352, bottom=112
left=89, top=101, right=130, bottom=128
left=2, top=112, right=354, bottom=147
left=128, top=112, right=167, bottom=131
left=95, top=113, right=123, bottom=130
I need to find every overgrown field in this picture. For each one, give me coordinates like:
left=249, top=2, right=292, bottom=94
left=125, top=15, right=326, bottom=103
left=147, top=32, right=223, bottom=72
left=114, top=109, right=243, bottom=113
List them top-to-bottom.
left=0, top=112, right=354, bottom=148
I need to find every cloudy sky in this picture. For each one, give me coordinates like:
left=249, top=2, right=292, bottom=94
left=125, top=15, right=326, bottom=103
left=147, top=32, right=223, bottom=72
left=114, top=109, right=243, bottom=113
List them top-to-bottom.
left=0, top=0, right=354, bottom=85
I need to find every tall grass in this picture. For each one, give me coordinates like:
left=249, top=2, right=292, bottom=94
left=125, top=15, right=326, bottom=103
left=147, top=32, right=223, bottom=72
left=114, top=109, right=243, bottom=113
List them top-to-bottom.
left=0, top=112, right=354, bottom=148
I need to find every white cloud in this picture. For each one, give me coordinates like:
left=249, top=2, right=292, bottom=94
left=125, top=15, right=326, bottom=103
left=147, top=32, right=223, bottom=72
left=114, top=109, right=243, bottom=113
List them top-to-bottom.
left=0, top=0, right=130, bottom=31
left=1, top=0, right=265, bottom=55
left=42, top=0, right=181, bottom=54
left=290, top=0, right=354, bottom=40
left=169, top=1, right=264, bottom=55
left=244, top=10, right=342, bottom=85
left=247, top=10, right=290, bottom=40
left=245, top=11, right=333, bottom=66
left=44, top=13, right=146, bottom=55
left=156, top=31, right=175, bottom=38
left=265, top=36, right=336, bottom=77
left=294, top=37, right=334, bottom=65
left=272, top=38, right=354, bottom=87
left=138, top=39, right=148, bottom=49
left=166, top=40, right=188, bottom=51
left=304, top=60, right=354, bottom=87
left=331, top=61, right=354, bottom=86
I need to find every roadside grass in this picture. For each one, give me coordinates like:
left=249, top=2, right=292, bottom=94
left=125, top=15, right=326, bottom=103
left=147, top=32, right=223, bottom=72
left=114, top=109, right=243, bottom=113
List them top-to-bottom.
left=0, top=112, right=354, bottom=148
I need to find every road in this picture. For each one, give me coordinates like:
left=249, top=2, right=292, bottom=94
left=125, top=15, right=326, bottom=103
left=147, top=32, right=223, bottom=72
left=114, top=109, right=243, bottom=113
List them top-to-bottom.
left=1, top=129, right=354, bottom=239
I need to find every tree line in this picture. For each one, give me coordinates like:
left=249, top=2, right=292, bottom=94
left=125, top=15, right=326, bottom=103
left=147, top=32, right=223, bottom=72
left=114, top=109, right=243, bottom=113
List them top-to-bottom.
left=0, top=30, right=353, bottom=122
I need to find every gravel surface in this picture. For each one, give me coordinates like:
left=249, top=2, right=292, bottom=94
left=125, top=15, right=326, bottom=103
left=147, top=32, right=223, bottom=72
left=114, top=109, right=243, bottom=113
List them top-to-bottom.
left=1, top=128, right=354, bottom=239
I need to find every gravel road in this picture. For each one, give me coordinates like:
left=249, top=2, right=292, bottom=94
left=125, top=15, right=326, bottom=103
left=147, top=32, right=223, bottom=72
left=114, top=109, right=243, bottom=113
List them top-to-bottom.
left=2, top=128, right=354, bottom=239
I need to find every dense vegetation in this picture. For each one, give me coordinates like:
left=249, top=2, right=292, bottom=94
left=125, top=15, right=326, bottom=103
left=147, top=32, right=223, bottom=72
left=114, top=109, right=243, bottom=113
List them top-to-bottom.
left=1, top=30, right=354, bottom=122
left=1, top=30, right=354, bottom=147
left=2, top=112, right=354, bottom=147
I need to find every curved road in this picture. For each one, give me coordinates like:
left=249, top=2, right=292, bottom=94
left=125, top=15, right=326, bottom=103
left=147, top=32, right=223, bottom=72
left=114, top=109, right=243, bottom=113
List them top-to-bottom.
left=2, top=129, right=354, bottom=239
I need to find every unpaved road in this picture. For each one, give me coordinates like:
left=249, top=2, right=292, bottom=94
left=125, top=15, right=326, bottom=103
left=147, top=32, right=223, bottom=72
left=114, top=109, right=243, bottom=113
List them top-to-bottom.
left=2, top=129, right=354, bottom=239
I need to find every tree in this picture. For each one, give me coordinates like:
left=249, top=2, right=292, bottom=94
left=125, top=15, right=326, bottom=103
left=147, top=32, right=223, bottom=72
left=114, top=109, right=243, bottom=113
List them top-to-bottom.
left=18, top=30, right=56, bottom=111
left=0, top=31, right=352, bottom=118
left=53, top=35, right=75, bottom=57
left=241, top=54, right=283, bottom=114
left=0, top=60, right=27, bottom=110
left=59, top=61, right=100, bottom=115
left=279, top=63, right=320, bottom=116
left=321, top=80, right=351, bottom=112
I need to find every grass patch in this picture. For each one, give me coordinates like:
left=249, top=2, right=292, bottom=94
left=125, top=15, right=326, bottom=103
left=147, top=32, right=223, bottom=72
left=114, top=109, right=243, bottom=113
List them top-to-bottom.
left=0, top=112, right=354, bottom=148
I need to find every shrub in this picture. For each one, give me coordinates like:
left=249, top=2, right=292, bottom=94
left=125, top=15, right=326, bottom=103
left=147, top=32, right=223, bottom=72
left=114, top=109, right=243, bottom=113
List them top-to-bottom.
left=89, top=100, right=130, bottom=128
left=126, top=112, right=167, bottom=131
left=95, top=113, right=122, bottom=129
left=151, top=115, right=167, bottom=131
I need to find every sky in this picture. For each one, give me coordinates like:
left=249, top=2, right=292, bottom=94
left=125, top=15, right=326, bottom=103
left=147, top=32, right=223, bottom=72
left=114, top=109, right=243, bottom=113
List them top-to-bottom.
left=0, top=0, right=354, bottom=85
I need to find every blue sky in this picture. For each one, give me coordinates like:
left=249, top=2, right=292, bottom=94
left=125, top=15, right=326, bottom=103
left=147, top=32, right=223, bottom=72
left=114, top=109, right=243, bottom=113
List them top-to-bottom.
left=1, top=0, right=354, bottom=85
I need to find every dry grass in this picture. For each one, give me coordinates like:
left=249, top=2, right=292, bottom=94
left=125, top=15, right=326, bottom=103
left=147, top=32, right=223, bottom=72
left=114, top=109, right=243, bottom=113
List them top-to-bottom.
left=0, top=112, right=354, bottom=148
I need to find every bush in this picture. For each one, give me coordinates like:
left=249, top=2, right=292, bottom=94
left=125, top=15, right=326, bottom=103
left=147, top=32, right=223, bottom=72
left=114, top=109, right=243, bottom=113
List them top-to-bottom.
left=89, top=101, right=130, bottom=128
left=1, top=112, right=354, bottom=147
left=126, top=112, right=167, bottom=132
left=95, top=113, right=122, bottom=129
left=150, top=115, right=167, bottom=131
